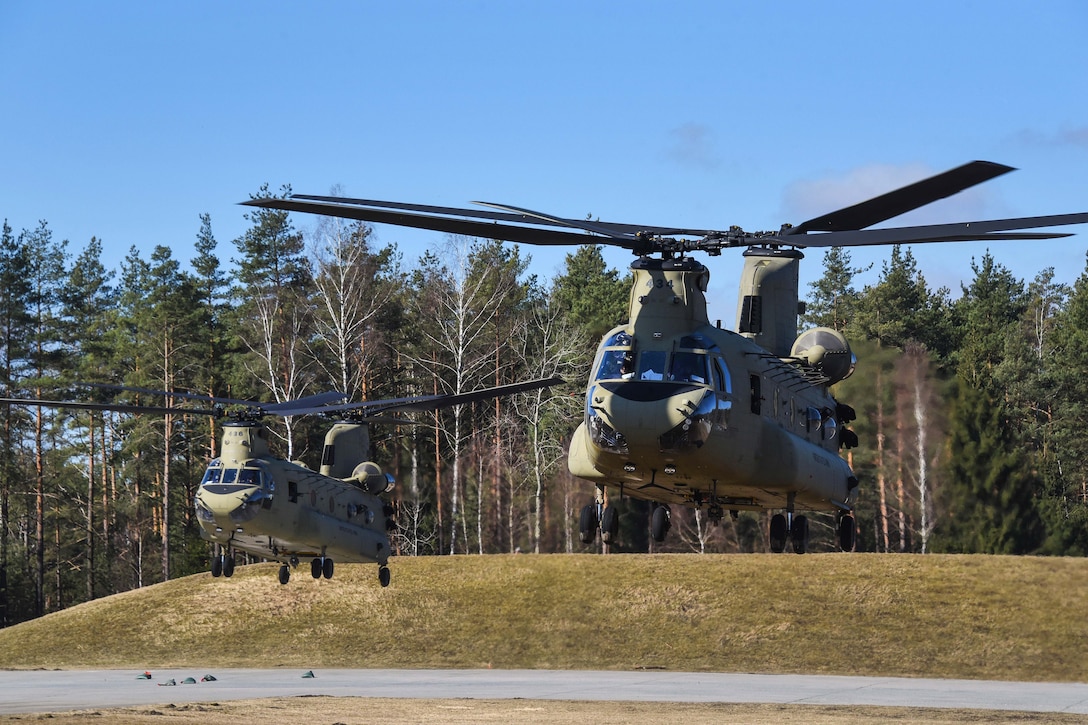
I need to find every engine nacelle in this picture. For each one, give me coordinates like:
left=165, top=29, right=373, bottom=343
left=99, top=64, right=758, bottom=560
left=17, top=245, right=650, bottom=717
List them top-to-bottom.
left=791, top=327, right=855, bottom=384
left=351, top=461, right=395, bottom=494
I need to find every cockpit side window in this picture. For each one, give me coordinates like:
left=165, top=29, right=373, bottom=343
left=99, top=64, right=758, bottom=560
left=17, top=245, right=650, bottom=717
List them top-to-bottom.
left=595, top=349, right=636, bottom=380
left=712, top=357, right=732, bottom=394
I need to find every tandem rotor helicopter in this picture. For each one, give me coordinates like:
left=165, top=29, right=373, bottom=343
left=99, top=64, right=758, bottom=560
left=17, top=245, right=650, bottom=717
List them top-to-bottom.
left=246, top=161, right=1088, bottom=554
left=1, top=378, right=559, bottom=586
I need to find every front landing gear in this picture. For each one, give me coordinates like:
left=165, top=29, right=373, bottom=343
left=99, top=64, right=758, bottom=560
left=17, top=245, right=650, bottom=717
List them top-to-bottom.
left=769, top=512, right=809, bottom=554
left=210, top=550, right=236, bottom=577
left=311, top=556, right=334, bottom=579
left=378, top=565, right=391, bottom=587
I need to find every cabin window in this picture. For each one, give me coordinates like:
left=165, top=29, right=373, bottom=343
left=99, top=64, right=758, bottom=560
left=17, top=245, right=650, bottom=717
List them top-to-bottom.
left=638, top=351, right=667, bottom=380
left=749, top=375, right=761, bottom=414
left=288, top=481, right=299, bottom=503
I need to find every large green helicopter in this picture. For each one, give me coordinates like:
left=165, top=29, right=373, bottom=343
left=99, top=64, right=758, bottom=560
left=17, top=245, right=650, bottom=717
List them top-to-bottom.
left=245, top=161, right=1088, bottom=553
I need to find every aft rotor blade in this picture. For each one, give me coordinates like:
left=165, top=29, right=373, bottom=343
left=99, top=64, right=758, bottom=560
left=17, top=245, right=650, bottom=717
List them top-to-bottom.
left=789, top=160, right=1016, bottom=234
left=243, top=197, right=607, bottom=248
left=785, top=212, right=1088, bottom=248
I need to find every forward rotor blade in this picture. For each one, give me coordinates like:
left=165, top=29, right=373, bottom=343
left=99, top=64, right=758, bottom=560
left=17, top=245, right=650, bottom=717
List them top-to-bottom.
left=789, top=160, right=1015, bottom=234
left=288, top=195, right=716, bottom=241
left=243, top=197, right=607, bottom=248
left=472, top=201, right=638, bottom=241
left=785, top=212, right=1088, bottom=248
left=295, top=377, right=564, bottom=417
left=260, top=391, right=348, bottom=416
left=0, top=397, right=220, bottom=417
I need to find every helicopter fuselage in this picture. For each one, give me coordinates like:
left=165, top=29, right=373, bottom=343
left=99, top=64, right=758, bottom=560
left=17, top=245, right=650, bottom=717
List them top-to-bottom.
left=570, top=254, right=858, bottom=521
left=194, top=420, right=395, bottom=582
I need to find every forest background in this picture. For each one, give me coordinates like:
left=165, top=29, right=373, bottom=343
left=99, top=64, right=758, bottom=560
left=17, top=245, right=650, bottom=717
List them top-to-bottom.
left=2, top=189, right=1087, bottom=626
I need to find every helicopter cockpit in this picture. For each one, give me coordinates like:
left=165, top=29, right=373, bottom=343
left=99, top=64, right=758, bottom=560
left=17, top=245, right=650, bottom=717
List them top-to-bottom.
left=587, top=331, right=734, bottom=453
left=195, top=459, right=275, bottom=524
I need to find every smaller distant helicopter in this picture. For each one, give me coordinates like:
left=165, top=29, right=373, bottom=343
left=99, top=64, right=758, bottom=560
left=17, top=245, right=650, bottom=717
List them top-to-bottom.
left=1, top=377, right=559, bottom=586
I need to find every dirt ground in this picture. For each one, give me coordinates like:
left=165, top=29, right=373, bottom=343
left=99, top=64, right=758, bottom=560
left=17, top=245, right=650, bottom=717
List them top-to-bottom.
left=2, top=697, right=1082, bottom=724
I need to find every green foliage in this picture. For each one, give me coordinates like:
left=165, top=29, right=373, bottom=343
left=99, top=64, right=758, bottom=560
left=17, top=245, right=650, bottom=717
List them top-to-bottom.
left=550, top=245, right=628, bottom=340
left=801, top=246, right=868, bottom=331
left=932, top=377, right=1043, bottom=554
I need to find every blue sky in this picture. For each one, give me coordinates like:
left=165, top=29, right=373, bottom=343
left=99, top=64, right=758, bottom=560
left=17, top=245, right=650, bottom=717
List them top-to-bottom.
left=2, top=1, right=1086, bottom=325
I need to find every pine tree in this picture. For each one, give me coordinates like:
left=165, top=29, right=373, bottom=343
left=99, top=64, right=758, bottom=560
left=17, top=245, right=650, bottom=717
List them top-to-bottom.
left=802, top=246, right=868, bottom=331
left=932, top=376, right=1043, bottom=554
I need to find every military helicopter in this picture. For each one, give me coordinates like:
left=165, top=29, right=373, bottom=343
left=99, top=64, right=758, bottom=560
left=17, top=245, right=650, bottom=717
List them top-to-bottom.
left=245, top=161, right=1088, bottom=553
left=1, top=377, right=559, bottom=585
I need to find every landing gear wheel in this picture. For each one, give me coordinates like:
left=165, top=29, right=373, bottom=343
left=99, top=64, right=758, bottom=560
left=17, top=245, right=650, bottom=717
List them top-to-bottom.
left=578, top=504, right=598, bottom=544
left=650, top=504, right=671, bottom=543
left=600, top=505, right=619, bottom=544
left=769, top=513, right=788, bottom=553
left=838, top=513, right=857, bottom=552
left=790, top=515, right=809, bottom=554
left=223, top=555, right=236, bottom=577
left=211, top=556, right=223, bottom=578
left=322, top=557, right=334, bottom=579
left=311, top=558, right=323, bottom=579
left=278, top=564, right=290, bottom=585
left=378, top=565, right=391, bottom=588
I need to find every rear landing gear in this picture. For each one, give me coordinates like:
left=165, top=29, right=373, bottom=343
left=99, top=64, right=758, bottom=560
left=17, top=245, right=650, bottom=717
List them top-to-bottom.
left=650, top=504, right=671, bottom=543
left=838, top=512, right=857, bottom=552
left=278, top=564, right=290, bottom=585
left=378, top=565, right=391, bottom=588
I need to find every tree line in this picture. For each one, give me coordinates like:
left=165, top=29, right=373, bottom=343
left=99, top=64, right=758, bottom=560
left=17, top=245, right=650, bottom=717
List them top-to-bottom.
left=1, top=189, right=1085, bottom=625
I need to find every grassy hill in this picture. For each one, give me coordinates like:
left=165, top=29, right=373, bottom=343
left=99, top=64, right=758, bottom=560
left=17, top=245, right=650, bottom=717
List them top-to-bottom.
left=1, top=553, right=1085, bottom=682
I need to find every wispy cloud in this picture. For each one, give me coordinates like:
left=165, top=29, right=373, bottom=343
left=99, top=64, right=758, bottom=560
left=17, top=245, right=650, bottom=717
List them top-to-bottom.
left=665, top=122, right=722, bottom=171
left=1011, top=125, right=1088, bottom=149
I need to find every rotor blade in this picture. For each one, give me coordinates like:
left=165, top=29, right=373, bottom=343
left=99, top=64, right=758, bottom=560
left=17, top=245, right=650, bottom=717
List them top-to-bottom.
left=789, top=161, right=1016, bottom=234
left=289, top=195, right=717, bottom=241
left=243, top=197, right=611, bottom=248
left=472, top=201, right=639, bottom=241
left=784, top=212, right=1088, bottom=248
left=296, top=377, right=564, bottom=417
left=79, top=382, right=254, bottom=406
left=260, top=391, right=348, bottom=416
left=0, top=397, right=220, bottom=417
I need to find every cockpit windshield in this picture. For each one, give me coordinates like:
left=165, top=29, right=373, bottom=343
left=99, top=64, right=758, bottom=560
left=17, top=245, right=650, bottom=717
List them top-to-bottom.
left=669, top=352, right=709, bottom=384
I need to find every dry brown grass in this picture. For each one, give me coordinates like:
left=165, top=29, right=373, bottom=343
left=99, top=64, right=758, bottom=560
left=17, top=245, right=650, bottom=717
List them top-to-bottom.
left=1, top=553, right=1087, bottom=682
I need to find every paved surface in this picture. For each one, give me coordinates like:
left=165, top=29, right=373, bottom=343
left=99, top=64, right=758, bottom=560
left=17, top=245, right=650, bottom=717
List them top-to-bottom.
left=2, top=669, right=1088, bottom=716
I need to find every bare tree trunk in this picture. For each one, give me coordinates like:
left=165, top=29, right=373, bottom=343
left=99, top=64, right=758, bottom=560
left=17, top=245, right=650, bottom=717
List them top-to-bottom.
left=875, top=367, right=890, bottom=552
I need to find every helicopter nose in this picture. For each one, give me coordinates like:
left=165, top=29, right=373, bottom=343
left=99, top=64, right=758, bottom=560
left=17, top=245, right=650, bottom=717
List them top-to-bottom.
left=591, top=382, right=705, bottom=449
left=196, top=485, right=263, bottom=523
